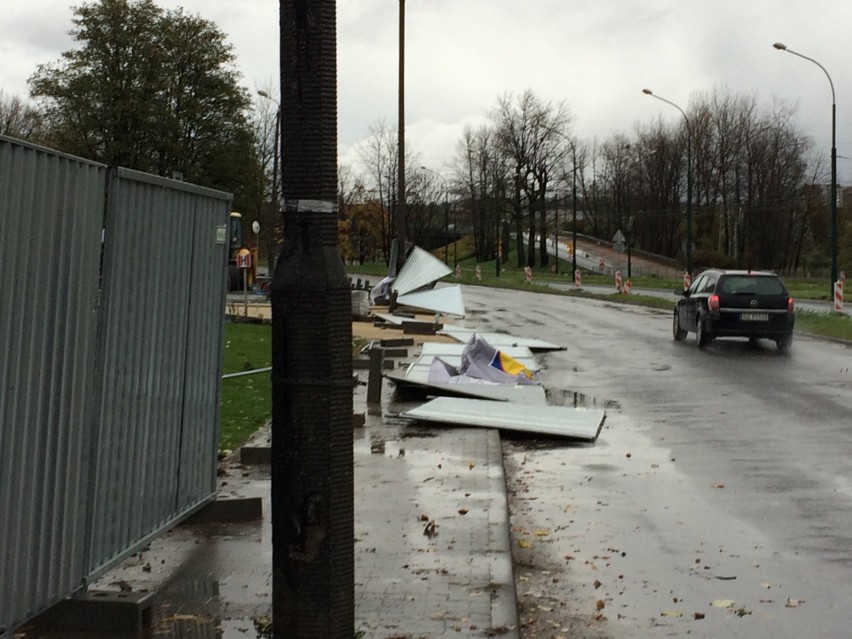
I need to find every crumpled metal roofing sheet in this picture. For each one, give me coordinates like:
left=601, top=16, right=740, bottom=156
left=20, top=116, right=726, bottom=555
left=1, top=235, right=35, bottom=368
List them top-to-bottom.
left=392, top=246, right=453, bottom=296
left=396, top=285, right=465, bottom=317
left=439, top=327, right=565, bottom=351
left=403, top=346, right=537, bottom=383
left=385, top=372, right=548, bottom=404
left=401, top=396, right=605, bottom=441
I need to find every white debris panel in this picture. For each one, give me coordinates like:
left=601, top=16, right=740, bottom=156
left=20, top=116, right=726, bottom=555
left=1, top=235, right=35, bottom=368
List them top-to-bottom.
left=392, top=246, right=453, bottom=296
left=396, top=285, right=465, bottom=317
left=439, top=326, right=565, bottom=352
left=385, top=372, right=548, bottom=404
left=400, top=396, right=605, bottom=441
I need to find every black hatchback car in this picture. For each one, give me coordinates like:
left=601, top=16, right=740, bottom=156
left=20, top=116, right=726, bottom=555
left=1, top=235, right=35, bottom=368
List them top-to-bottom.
left=673, top=269, right=795, bottom=352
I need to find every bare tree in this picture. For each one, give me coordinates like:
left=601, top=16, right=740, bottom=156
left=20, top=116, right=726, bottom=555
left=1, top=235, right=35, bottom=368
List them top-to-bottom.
left=492, top=90, right=572, bottom=267
left=0, top=92, right=43, bottom=140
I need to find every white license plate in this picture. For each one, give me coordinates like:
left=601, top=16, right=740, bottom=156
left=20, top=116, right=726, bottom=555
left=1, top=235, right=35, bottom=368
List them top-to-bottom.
left=741, top=312, right=769, bottom=321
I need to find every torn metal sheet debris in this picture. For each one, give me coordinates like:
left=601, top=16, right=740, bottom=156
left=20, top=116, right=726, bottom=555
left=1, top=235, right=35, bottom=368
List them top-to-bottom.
left=392, top=246, right=453, bottom=296
left=395, top=285, right=466, bottom=317
left=439, top=326, right=565, bottom=351
left=429, top=334, right=539, bottom=385
left=387, top=335, right=546, bottom=404
left=386, top=372, right=548, bottom=404
left=400, top=396, right=605, bottom=441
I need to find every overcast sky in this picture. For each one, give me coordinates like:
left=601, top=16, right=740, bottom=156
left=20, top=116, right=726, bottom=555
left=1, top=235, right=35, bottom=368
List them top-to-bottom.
left=2, top=0, right=851, bottom=181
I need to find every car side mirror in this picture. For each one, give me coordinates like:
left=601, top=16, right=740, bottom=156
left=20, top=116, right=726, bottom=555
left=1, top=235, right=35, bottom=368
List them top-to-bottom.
left=677, top=288, right=690, bottom=296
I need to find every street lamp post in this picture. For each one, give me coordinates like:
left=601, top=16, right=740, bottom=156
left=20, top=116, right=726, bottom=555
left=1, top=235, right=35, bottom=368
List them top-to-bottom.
left=396, top=0, right=407, bottom=274
left=773, top=42, right=837, bottom=299
left=643, top=88, right=693, bottom=276
left=572, top=155, right=578, bottom=281
left=421, top=166, right=450, bottom=264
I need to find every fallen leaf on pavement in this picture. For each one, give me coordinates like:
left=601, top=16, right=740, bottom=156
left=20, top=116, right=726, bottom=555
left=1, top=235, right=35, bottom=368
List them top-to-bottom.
left=712, top=483, right=725, bottom=489
left=458, top=508, right=469, bottom=515
left=533, top=530, right=549, bottom=537
left=518, top=539, right=531, bottom=548
left=785, top=598, right=805, bottom=608
left=595, top=599, right=605, bottom=610
left=711, top=599, right=735, bottom=608
left=660, top=611, right=682, bottom=618
left=693, top=612, right=705, bottom=620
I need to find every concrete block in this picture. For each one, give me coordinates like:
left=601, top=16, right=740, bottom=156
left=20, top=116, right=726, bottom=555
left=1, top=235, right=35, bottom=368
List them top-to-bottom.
left=351, top=290, right=370, bottom=317
left=380, top=338, right=415, bottom=347
left=240, top=446, right=271, bottom=465
left=183, top=497, right=263, bottom=524
left=41, top=590, right=154, bottom=633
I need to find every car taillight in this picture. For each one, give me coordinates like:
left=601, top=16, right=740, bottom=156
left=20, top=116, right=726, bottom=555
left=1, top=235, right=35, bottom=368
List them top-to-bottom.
left=709, top=294, right=720, bottom=311
left=788, top=297, right=794, bottom=312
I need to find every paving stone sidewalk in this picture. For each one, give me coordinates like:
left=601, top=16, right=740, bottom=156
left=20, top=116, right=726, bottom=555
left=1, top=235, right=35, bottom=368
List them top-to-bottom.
left=17, top=356, right=518, bottom=638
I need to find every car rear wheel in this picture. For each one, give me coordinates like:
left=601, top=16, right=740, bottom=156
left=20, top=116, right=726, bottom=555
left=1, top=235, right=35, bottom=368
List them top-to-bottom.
left=673, top=310, right=687, bottom=341
left=696, top=315, right=712, bottom=348
left=776, top=333, right=792, bottom=354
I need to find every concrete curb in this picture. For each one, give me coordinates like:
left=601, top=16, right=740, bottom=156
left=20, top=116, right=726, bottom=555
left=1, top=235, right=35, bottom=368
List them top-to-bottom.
left=486, top=428, right=520, bottom=637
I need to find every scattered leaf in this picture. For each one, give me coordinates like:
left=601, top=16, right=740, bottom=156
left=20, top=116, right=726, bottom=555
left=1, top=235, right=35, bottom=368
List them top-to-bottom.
left=468, top=463, right=476, bottom=470
left=712, top=483, right=725, bottom=489
left=458, top=508, right=469, bottom=515
left=533, top=530, right=549, bottom=537
left=518, top=539, right=531, bottom=548
left=593, top=579, right=602, bottom=589
left=785, top=598, right=805, bottom=608
left=595, top=599, right=606, bottom=610
left=711, top=599, right=735, bottom=608
left=660, top=611, right=683, bottom=618
left=693, top=612, right=705, bottom=620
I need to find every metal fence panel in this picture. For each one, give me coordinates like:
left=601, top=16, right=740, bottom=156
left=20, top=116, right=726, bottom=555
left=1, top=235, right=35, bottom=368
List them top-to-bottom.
left=0, top=136, right=106, bottom=634
left=86, top=169, right=230, bottom=577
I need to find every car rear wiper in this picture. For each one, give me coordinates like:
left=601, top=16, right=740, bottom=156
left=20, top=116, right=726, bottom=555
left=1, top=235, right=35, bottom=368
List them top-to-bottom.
left=732, top=291, right=755, bottom=295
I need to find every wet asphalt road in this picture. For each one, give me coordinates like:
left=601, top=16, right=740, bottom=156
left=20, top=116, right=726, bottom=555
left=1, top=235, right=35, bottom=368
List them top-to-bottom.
left=461, top=284, right=852, bottom=638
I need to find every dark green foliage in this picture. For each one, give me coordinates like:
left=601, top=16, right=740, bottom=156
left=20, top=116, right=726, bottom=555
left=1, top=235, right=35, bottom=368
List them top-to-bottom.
left=29, top=0, right=261, bottom=210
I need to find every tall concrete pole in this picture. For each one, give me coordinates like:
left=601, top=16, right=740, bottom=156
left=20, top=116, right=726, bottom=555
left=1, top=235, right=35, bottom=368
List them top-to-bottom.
left=396, top=0, right=407, bottom=274
left=273, top=1, right=353, bottom=637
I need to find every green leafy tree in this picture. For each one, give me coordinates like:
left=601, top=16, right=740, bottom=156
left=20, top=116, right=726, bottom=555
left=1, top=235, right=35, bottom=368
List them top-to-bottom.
left=29, top=0, right=261, bottom=210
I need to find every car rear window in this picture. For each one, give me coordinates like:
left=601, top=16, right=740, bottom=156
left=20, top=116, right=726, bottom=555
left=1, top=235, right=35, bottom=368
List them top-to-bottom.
left=719, top=275, right=785, bottom=296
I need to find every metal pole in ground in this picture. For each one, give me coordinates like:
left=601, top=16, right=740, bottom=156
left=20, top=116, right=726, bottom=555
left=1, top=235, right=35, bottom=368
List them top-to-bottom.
left=273, top=2, right=353, bottom=637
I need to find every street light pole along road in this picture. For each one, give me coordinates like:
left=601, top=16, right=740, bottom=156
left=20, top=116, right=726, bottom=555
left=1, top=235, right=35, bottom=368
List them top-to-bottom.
left=773, top=42, right=838, bottom=299
left=642, top=88, right=693, bottom=276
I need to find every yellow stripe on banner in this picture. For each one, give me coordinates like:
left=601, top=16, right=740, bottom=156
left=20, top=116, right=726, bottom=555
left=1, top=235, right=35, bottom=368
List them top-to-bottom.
left=496, top=352, right=535, bottom=380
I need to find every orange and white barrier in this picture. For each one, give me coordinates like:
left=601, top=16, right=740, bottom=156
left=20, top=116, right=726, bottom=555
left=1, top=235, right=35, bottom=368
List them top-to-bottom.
left=598, top=257, right=606, bottom=272
left=475, top=265, right=482, bottom=281
left=524, top=266, right=533, bottom=284
left=574, top=269, right=581, bottom=288
left=615, top=270, right=623, bottom=293
left=683, top=271, right=691, bottom=291
left=625, top=278, right=632, bottom=295
left=835, top=280, right=844, bottom=312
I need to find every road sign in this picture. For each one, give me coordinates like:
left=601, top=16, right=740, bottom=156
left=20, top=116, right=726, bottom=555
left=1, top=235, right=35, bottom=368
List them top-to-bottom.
left=237, top=248, right=252, bottom=269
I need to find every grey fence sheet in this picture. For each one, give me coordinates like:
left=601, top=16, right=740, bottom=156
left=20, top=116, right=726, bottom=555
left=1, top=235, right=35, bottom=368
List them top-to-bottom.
left=0, top=136, right=231, bottom=635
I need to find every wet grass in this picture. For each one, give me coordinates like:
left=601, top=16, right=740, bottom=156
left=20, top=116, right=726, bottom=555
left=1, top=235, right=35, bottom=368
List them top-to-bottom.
left=220, top=322, right=272, bottom=453
left=219, top=324, right=368, bottom=454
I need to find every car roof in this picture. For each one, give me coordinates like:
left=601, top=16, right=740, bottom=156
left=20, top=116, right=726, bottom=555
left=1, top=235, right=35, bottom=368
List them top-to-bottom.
left=700, top=269, right=779, bottom=277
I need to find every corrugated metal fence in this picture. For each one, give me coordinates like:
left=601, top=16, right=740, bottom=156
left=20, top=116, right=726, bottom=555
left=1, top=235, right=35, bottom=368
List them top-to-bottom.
left=0, top=136, right=231, bottom=635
